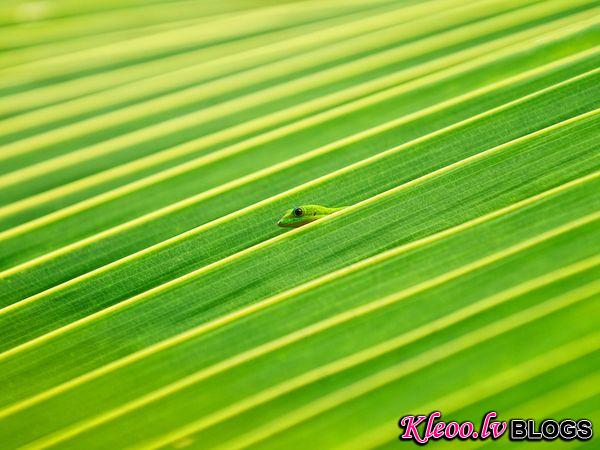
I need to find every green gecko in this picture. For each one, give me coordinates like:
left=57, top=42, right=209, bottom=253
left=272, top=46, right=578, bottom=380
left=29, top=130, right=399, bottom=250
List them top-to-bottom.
left=277, top=205, right=346, bottom=228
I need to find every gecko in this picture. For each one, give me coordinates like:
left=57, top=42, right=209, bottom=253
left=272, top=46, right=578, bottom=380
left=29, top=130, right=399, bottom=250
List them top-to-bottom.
left=277, top=205, right=345, bottom=228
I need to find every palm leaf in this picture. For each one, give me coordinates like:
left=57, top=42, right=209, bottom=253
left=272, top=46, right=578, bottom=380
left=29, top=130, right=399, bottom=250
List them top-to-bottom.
left=0, top=0, right=598, bottom=448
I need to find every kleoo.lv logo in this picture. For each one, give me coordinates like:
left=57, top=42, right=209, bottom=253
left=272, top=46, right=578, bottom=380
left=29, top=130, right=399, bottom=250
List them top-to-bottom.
left=398, top=411, right=593, bottom=444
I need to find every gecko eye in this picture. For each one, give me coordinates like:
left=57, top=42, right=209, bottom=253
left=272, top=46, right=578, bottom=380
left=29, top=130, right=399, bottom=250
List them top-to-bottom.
left=293, top=208, right=303, bottom=217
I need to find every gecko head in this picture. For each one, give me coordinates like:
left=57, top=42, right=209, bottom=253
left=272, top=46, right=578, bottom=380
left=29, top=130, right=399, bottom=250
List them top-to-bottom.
left=277, top=206, right=320, bottom=228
